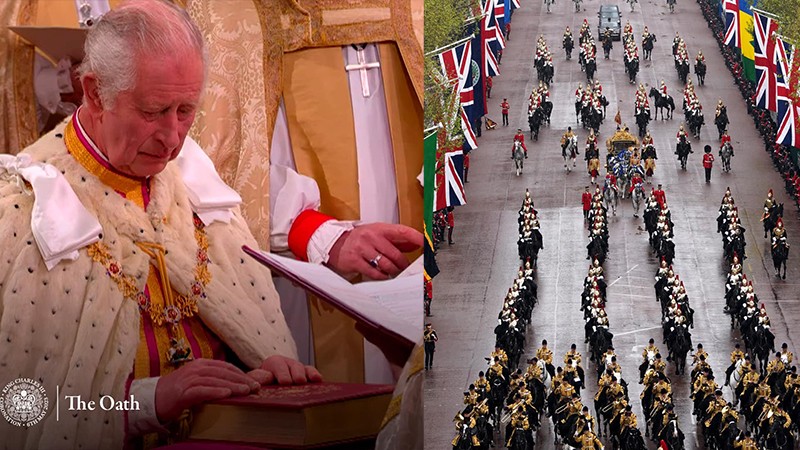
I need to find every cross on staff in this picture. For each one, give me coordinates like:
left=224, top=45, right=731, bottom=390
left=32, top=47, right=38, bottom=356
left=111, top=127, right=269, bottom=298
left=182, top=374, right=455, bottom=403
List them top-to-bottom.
left=345, top=46, right=381, bottom=97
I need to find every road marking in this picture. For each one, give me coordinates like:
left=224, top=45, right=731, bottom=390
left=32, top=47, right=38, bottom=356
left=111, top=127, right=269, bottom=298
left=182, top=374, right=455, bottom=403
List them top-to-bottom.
left=607, top=264, right=639, bottom=287
left=614, top=326, right=662, bottom=337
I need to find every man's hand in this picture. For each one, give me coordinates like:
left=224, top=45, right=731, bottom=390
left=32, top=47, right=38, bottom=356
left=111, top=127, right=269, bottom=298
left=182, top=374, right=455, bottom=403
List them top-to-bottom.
left=327, top=223, right=423, bottom=280
left=258, top=355, right=322, bottom=385
left=155, top=359, right=260, bottom=424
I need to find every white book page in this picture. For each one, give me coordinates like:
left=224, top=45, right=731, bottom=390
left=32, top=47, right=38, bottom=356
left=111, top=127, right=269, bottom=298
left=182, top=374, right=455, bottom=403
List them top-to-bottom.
left=255, top=251, right=419, bottom=345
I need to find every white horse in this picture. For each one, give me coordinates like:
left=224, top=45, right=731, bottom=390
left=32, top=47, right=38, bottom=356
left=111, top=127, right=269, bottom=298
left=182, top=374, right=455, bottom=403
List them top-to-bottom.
left=563, top=135, right=578, bottom=172
left=513, top=141, right=525, bottom=176
left=720, top=142, right=734, bottom=172
left=603, top=180, right=618, bottom=215
left=632, top=183, right=646, bottom=217
left=537, top=358, right=553, bottom=387
left=728, top=358, right=745, bottom=403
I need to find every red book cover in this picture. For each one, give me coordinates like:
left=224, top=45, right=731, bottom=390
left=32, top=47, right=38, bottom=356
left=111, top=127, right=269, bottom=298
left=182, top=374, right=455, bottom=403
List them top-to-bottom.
left=212, top=382, right=394, bottom=409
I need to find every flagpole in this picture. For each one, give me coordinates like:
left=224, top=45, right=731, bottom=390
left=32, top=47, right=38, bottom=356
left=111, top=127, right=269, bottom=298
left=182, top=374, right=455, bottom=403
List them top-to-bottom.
left=751, top=7, right=780, bottom=22
left=425, top=35, right=474, bottom=57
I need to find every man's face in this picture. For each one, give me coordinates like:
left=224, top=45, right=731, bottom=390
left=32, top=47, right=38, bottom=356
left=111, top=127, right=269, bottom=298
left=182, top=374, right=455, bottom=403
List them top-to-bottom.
left=95, top=53, right=204, bottom=178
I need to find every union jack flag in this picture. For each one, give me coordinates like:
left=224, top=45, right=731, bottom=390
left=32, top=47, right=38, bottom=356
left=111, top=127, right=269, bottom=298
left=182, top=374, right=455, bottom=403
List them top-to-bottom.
left=482, top=0, right=505, bottom=77
left=494, top=0, right=505, bottom=26
left=510, top=0, right=520, bottom=8
left=723, top=0, right=739, bottom=48
left=753, top=10, right=778, bottom=111
left=774, top=36, right=798, bottom=147
left=438, top=41, right=478, bottom=148
left=435, top=146, right=467, bottom=208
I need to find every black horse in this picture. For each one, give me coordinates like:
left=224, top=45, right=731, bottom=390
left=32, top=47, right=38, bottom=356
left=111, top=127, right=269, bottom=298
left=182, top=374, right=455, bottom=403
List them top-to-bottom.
left=642, top=34, right=657, bottom=60
left=564, top=35, right=574, bottom=59
left=626, top=57, right=639, bottom=84
left=585, top=58, right=597, bottom=81
left=695, top=60, right=706, bottom=85
left=677, top=61, right=690, bottom=84
left=649, top=87, right=675, bottom=120
left=715, top=107, right=729, bottom=139
left=528, top=108, right=544, bottom=140
left=635, top=108, right=650, bottom=137
left=687, top=112, right=704, bottom=139
left=675, top=135, right=692, bottom=169
left=763, top=203, right=783, bottom=238
left=772, top=238, right=789, bottom=279
left=666, top=326, right=692, bottom=375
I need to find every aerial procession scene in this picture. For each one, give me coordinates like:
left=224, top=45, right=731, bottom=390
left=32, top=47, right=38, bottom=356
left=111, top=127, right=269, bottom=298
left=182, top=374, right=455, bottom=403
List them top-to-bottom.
left=424, top=0, right=799, bottom=448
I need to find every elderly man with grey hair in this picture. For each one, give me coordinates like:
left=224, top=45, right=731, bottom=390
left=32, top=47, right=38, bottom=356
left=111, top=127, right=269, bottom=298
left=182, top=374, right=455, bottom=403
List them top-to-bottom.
left=0, top=1, right=321, bottom=448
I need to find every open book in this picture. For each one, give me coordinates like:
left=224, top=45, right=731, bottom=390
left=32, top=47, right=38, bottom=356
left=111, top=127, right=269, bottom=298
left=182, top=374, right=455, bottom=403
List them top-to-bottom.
left=243, top=246, right=421, bottom=366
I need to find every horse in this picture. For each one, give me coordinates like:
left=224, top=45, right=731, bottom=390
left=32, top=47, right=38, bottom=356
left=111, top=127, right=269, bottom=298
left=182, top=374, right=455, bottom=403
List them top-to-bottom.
left=667, top=0, right=676, bottom=13
left=642, top=34, right=657, bottom=60
left=564, top=35, right=574, bottom=59
left=625, top=57, right=639, bottom=84
left=585, top=58, right=597, bottom=81
left=695, top=60, right=706, bottom=85
left=677, top=61, right=690, bottom=84
left=649, top=87, right=675, bottom=120
left=541, top=100, right=553, bottom=124
left=528, top=108, right=544, bottom=140
left=635, top=108, right=650, bottom=137
left=715, top=108, right=729, bottom=139
left=688, top=111, right=704, bottom=138
left=562, top=135, right=578, bottom=172
left=675, top=136, right=692, bottom=169
left=513, top=141, right=525, bottom=176
left=719, top=141, right=733, bottom=172
left=603, top=183, right=619, bottom=217
left=631, top=183, right=646, bottom=218
left=763, top=203, right=783, bottom=238
left=772, top=238, right=789, bottom=279
left=666, top=326, right=692, bottom=375
left=749, top=327, right=775, bottom=375
left=727, top=358, right=745, bottom=398
left=658, top=418, right=685, bottom=450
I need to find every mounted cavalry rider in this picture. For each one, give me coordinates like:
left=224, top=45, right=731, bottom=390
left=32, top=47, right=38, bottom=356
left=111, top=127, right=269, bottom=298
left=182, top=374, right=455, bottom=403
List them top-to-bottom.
left=672, top=32, right=681, bottom=55
left=695, top=50, right=705, bottom=65
left=659, top=79, right=668, bottom=98
left=676, top=124, right=689, bottom=142
left=562, top=127, right=577, bottom=148
left=513, top=128, right=528, bottom=158
left=720, top=129, right=732, bottom=150
left=604, top=171, right=618, bottom=194
left=762, top=188, right=776, bottom=213
left=772, top=217, right=788, bottom=245
left=537, top=339, right=556, bottom=377
left=723, top=343, right=745, bottom=386
left=565, top=344, right=586, bottom=388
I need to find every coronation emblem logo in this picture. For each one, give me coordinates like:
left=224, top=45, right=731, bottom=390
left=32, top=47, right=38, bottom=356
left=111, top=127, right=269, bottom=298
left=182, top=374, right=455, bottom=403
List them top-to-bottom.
left=0, top=378, right=49, bottom=427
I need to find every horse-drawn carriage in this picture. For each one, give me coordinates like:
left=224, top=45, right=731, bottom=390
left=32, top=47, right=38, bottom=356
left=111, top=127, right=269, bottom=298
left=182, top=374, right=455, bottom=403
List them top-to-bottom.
left=605, top=128, right=639, bottom=162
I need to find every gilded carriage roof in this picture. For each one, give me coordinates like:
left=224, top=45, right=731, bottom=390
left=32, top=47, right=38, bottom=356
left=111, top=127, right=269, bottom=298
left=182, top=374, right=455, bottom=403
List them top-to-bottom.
left=605, top=128, right=639, bottom=151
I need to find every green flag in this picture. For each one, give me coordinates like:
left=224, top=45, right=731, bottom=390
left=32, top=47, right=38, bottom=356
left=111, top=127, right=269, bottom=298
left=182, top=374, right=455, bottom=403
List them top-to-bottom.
left=424, top=129, right=437, bottom=234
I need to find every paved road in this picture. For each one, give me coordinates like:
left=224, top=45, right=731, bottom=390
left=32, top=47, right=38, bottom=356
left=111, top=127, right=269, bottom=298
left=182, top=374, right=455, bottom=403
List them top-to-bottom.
left=424, top=0, right=800, bottom=448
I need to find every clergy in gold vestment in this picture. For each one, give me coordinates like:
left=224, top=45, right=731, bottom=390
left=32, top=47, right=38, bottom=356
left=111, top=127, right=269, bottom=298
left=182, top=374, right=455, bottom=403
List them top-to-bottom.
left=186, top=0, right=423, bottom=378
left=185, top=1, right=424, bottom=446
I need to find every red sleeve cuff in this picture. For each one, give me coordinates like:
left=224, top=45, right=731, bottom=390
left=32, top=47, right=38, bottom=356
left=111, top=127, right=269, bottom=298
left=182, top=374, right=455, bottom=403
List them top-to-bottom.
left=288, top=210, right=336, bottom=261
